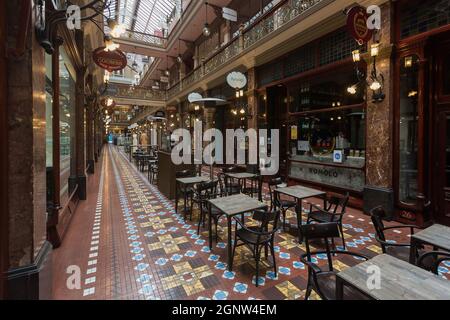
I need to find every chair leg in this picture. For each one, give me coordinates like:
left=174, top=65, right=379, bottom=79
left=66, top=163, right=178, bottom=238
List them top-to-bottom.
left=282, top=209, right=287, bottom=231
left=339, top=223, right=346, bottom=250
left=231, top=236, right=237, bottom=270
left=270, top=241, right=277, bottom=276
left=255, top=253, right=260, bottom=288
left=304, top=282, right=312, bottom=300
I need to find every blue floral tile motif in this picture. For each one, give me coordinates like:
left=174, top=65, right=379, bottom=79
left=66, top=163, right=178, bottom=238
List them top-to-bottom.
left=182, top=224, right=191, bottom=229
left=343, top=224, right=353, bottom=229
left=168, top=227, right=179, bottom=232
left=353, top=228, right=365, bottom=233
left=127, top=229, right=138, bottom=235
left=157, top=229, right=168, bottom=235
left=187, top=230, right=196, bottom=235
left=144, top=231, right=155, bottom=238
left=368, top=233, right=376, bottom=238
left=191, top=234, right=200, bottom=240
left=360, top=236, right=372, bottom=242
left=195, top=239, right=206, bottom=246
left=354, top=239, right=365, bottom=245
left=386, top=239, right=397, bottom=244
left=130, top=241, right=142, bottom=247
left=216, top=242, right=226, bottom=249
left=346, top=242, right=358, bottom=248
left=200, top=246, right=210, bottom=253
left=274, top=246, right=281, bottom=253
left=130, top=247, right=144, bottom=254
left=185, top=250, right=197, bottom=257
left=279, top=252, right=290, bottom=259
left=316, top=253, right=328, bottom=260
left=132, top=254, right=145, bottom=261
left=170, top=254, right=183, bottom=262
left=208, top=254, right=220, bottom=262
left=353, top=255, right=367, bottom=261
left=155, top=258, right=168, bottom=266
left=293, top=261, right=305, bottom=269
left=444, top=261, right=450, bottom=268
left=215, top=262, right=227, bottom=270
left=135, top=263, right=150, bottom=272
left=278, top=266, right=291, bottom=275
left=438, top=266, right=449, bottom=274
left=222, top=271, right=235, bottom=280
left=266, top=271, right=278, bottom=280
left=136, top=274, right=153, bottom=284
left=252, top=276, right=266, bottom=286
left=233, top=282, right=248, bottom=294
left=139, top=284, right=156, bottom=295
left=212, top=290, right=229, bottom=300
left=197, top=296, right=212, bottom=300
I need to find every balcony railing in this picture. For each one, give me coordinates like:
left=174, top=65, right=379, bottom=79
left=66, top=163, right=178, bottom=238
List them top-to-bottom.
left=168, top=0, right=326, bottom=100
left=119, top=30, right=167, bottom=48
left=111, top=84, right=167, bottom=101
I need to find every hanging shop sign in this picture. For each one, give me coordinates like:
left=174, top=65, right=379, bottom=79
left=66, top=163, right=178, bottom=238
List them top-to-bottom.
left=346, top=6, right=373, bottom=45
left=223, top=7, right=238, bottom=22
left=93, top=47, right=127, bottom=72
left=227, top=71, right=247, bottom=89
left=160, top=76, right=169, bottom=83
left=188, top=92, right=203, bottom=103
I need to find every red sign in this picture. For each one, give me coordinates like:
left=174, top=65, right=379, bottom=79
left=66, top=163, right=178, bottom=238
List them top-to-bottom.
left=347, top=6, right=373, bottom=45
left=93, top=47, right=127, bottom=72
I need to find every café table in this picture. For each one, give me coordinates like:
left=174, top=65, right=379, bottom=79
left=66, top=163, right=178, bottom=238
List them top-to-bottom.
left=224, top=172, right=257, bottom=192
left=175, top=176, right=211, bottom=216
left=274, top=185, right=326, bottom=243
left=208, top=193, right=267, bottom=271
left=409, top=224, right=450, bottom=264
left=336, top=254, right=450, bottom=300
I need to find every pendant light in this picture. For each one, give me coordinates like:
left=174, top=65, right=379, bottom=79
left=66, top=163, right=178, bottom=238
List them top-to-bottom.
left=203, top=2, right=211, bottom=37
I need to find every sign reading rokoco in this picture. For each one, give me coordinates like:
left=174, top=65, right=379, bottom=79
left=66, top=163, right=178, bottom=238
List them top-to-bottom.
left=346, top=6, right=373, bottom=45
left=93, top=47, right=127, bottom=72
left=227, top=71, right=247, bottom=89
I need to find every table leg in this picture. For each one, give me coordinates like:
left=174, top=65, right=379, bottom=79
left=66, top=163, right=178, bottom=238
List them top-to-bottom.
left=175, top=182, right=179, bottom=214
left=296, top=198, right=303, bottom=244
left=209, top=203, right=213, bottom=250
left=227, top=216, right=233, bottom=271
left=409, top=238, right=418, bottom=265
left=336, top=276, right=344, bottom=300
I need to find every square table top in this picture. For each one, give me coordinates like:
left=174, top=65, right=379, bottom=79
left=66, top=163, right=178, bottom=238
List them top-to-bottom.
left=224, top=172, right=257, bottom=179
left=176, top=176, right=210, bottom=185
left=275, top=185, right=326, bottom=200
left=208, top=194, right=267, bottom=216
left=412, top=224, right=450, bottom=250
left=337, top=254, right=450, bottom=300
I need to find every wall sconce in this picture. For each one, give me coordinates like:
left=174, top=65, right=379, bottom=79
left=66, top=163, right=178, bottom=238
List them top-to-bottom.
left=349, top=42, right=385, bottom=103
left=404, top=56, right=413, bottom=68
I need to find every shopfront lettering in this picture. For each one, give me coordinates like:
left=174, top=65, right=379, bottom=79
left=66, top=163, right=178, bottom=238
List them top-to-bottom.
left=309, top=168, right=339, bottom=178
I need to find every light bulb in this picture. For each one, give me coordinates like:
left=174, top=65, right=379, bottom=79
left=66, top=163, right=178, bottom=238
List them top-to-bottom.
left=203, top=23, right=211, bottom=37
left=371, top=43, right=380, bottom=57
left=352, top=50, right=360, bottom=62
left=405, top=56, right=413, bottom=68
left=370, top=81, right=382, bottom=91
left=347, top=86, right=357, bottom=95
left=240, top=108, right=245, bottom=114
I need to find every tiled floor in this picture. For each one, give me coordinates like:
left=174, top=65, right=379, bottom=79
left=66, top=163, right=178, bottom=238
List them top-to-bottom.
left=52, top=145, right=450, bottom=300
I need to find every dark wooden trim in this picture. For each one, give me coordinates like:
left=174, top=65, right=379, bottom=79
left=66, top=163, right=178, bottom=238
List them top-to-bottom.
left=0, top=0, right=8, bottom=299
left=288, top=103, right=366, bottom=117
left=289, top=158, right=365, bottom=171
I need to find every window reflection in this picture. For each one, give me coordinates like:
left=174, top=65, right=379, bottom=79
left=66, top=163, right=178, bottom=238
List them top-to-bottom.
left=399, top=55, right=419, bottom=205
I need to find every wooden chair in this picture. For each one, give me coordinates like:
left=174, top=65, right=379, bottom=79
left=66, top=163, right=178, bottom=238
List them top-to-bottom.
left=175, top=170, right=196, bottom=220
left=268, top=177, right=296, bottom=231
left=306, top=193, right=350, bottom=250
left=370, top=206, right=423, bottom=262
left=231, top=209, right=280, bottom=287
left=300, top=222, right=369, bottom=300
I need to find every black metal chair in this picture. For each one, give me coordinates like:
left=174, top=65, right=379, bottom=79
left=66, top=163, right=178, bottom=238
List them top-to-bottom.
left=148, top=161, right=158, bottom=184
left=222, top=166, right=242, bottom=194
left=175, top=170, right=196, bottom=219
left=218, top=172, right=240, bottom=196
left=242, top=174, right=263, bottom=201
left=268, top=177, right=296, bottom=231
left=306, top=193, right=349, bottom=250
left=370, top=206, right=423, bottom=262
left=231, top=209, right=280, bottom=287
left=300, top=222, right=370, bottom=300
left=418, top=251, right=450, bottom=275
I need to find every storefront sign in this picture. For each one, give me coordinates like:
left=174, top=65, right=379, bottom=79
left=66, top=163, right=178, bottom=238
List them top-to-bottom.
left=346, top=6, right=373, bottom=45
left=223, top=7, right=238, bottom=22
left=93, top=47, right=127, bottom=72
left=227, top=71, right=247, bottom=89
left=333, top=150, right=344, bottom=163
left=290, top=162, right=365, bottom=192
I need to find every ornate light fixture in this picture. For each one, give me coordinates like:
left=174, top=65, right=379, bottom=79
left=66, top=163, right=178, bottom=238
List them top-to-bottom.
left=203, top=2, right=211, bottom=37
left=108, top=19, right=126, bottom=38
left=348, top=42, right=385, bottom=102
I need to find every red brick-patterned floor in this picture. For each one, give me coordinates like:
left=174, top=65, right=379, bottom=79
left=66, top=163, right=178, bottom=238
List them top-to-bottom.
left=52, top=145, right=449, bottom=300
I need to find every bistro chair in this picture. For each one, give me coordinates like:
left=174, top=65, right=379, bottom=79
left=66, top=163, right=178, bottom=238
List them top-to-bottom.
left=148, top=161, right=158, bottom=184
left=222, top=166, right=242, bottom=193
left=175, top=169, right=196, bottom=219
left=218, top=172, right=240, bottom=196
left=242, top=174, right=263, bottom=201
left=268, top=177, right=296, bottom=231
left=194, top=181, right=224, bottom=243
left=306, top=192, right=350, bottom=250
left=370, top=206, right=424, bottom=262
left=231, top=209, right=280, bottom=287
left=300, top=222, right=370, bottom=300
left=418, top=251, right=450, bottom=275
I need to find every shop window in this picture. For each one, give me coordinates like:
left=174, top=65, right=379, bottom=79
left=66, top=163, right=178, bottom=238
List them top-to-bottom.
left=400, top=0, right=450, bottom=39
left=319, top=28, right=359, bottom=66
left=59, top=50, right=76, bottom=205
left=442, top=52, right=450, bottom=96
left=398, top=55, right=420, bottom=205
left=287, top=66, right=365, bottom=113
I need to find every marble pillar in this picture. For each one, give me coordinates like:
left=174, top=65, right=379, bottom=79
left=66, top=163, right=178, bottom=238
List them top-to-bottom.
left=3, top=0, right=52, bottom=299
left=363, top=2, right=395, bottom=216
left=247, top=68, right=258, bottom=130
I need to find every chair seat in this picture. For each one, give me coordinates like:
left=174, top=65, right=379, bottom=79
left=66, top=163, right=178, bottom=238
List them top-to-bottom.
left=280, top=200, right=296, bottom=209
left=309, top=210, right=339, bottom=223
left=236, top=228, right=270, bottom=245
left=385, top=246, right=429, bottom=265
left=316, top=273, right=370, bottom=300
